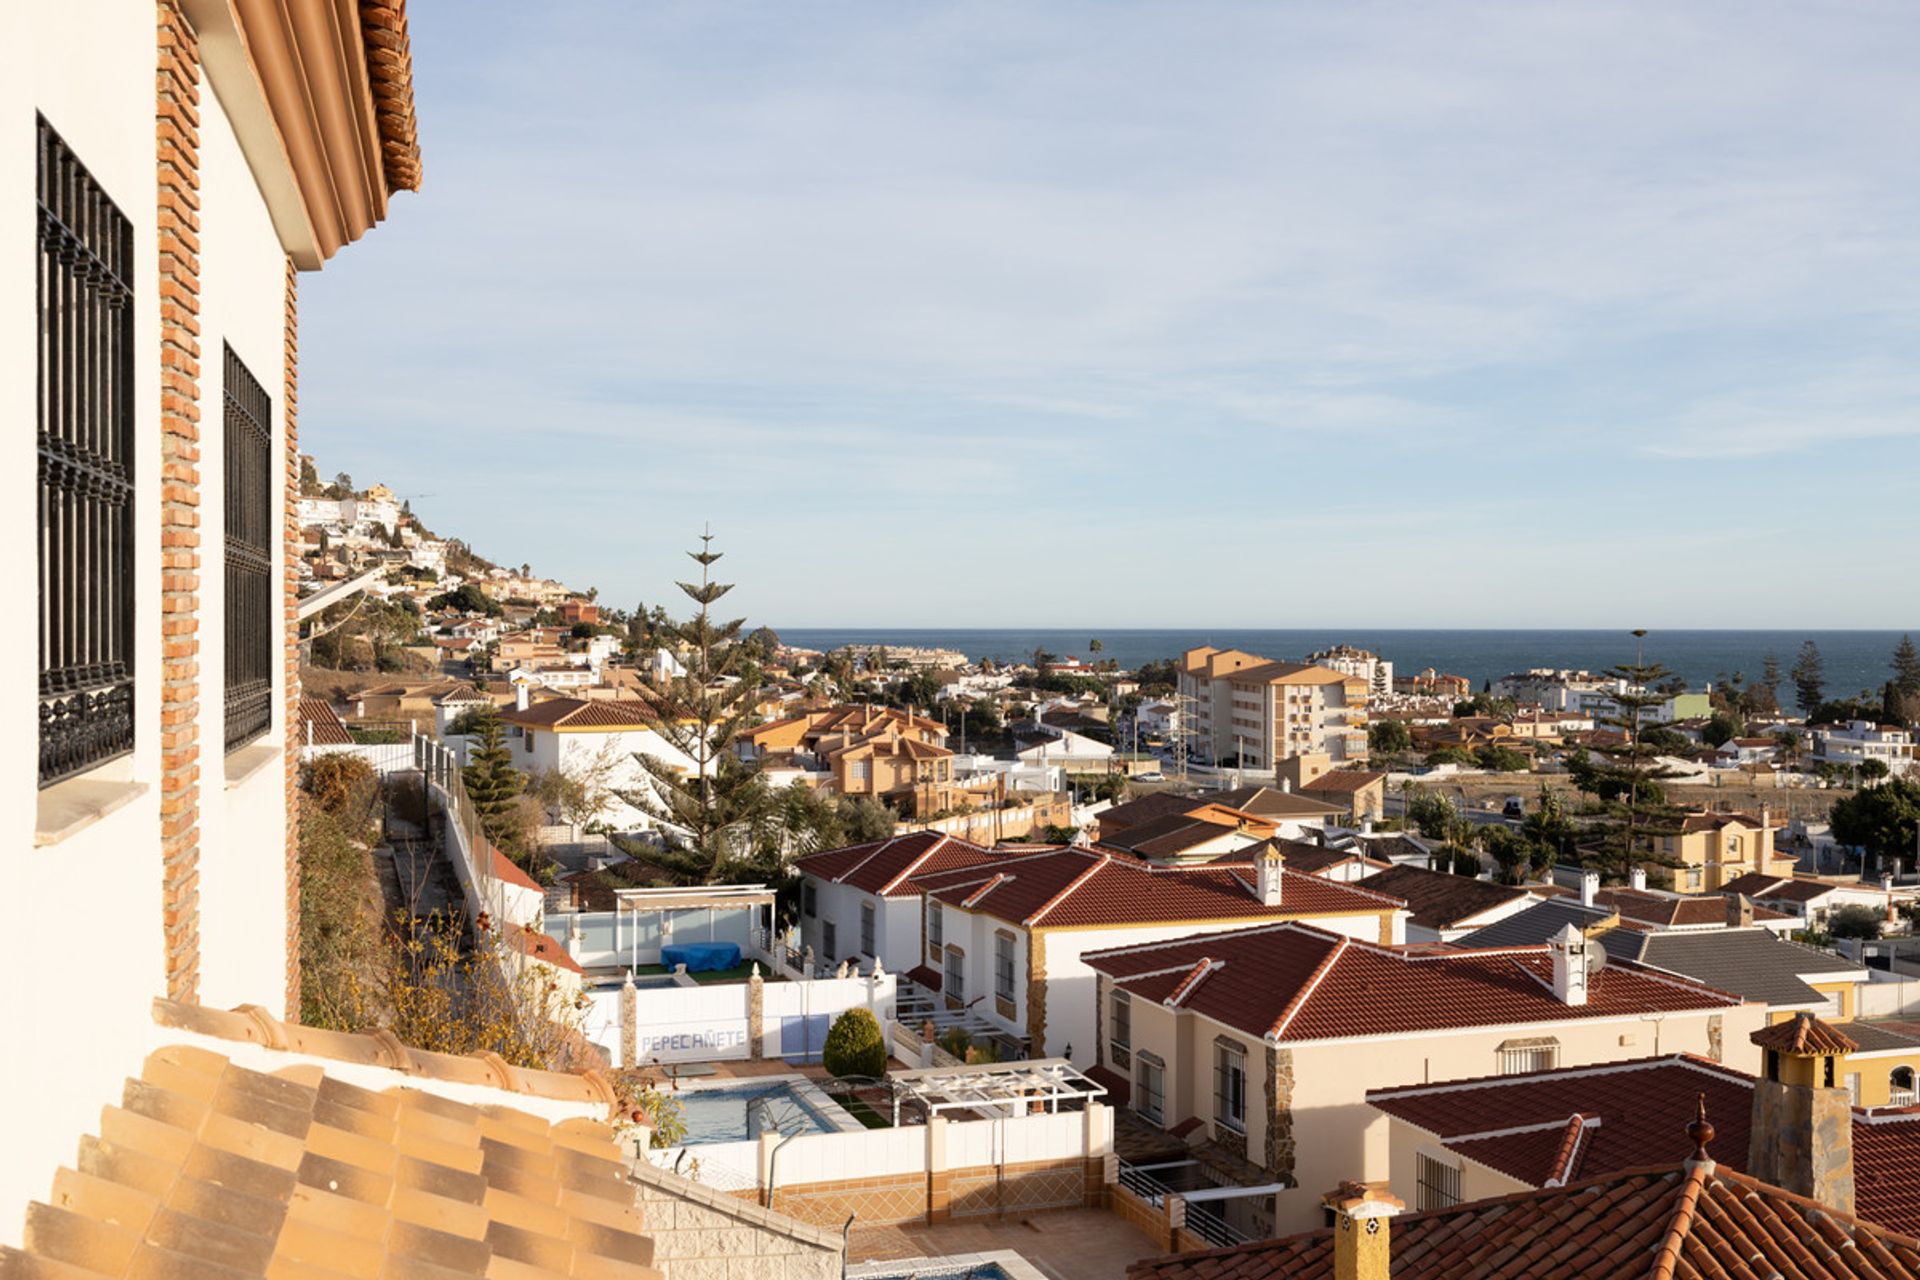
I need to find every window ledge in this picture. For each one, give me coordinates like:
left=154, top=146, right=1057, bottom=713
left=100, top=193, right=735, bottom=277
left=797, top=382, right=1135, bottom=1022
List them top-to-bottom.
left=225, top=741, right=283, bottom=790
left=36, top=777, right=150, bottom=848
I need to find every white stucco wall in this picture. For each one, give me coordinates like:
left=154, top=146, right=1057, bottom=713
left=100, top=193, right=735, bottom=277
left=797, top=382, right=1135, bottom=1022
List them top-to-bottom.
left=0, top=2, right=169, bottom=1242
left=195, top=59, right=292, bottom=1011
left=941, top=908, right=1395, bottom=1069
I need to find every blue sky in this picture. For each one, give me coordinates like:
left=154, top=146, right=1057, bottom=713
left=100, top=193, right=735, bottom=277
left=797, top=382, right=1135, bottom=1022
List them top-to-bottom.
left=301, top=1, right=1920, bottom=629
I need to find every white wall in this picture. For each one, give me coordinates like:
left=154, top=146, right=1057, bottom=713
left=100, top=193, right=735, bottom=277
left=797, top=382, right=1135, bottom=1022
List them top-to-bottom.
left=0, top=3, right=170, bottom=1242
left=194, top=57, right=292, bottom=1011
left=800, top=878, right=922, bottom=974
left=945, top=907, right=1392, bottom=1068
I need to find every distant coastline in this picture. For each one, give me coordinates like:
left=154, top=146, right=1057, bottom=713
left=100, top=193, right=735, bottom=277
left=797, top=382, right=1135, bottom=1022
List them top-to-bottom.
left=775, top=628, right=1915, bottom=696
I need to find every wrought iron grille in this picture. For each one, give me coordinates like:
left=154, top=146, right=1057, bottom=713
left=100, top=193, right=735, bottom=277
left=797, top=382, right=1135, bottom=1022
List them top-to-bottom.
left=38, top=117, right=135, bottom=788
left=223, top=344, right=273, bottom=752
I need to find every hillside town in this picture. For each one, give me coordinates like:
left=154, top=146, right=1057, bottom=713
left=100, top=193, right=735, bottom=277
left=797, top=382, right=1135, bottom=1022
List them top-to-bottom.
left=10, top=5, right=1920, bottom=1280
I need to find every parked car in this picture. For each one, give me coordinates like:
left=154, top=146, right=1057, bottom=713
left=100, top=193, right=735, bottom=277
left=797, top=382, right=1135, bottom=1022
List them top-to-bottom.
left=1502, top=796, right=1526, bottom=819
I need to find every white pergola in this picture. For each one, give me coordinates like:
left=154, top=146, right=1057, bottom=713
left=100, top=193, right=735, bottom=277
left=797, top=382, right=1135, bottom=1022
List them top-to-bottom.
left=608, top=883, right=776, bottom=969
left=887, top=1057, right=1107, bottom=1124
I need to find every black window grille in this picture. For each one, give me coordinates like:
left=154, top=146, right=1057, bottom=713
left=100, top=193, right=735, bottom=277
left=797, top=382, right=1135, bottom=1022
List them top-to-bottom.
left=38, top=116, right=135, bottom=788
left=223, top=344, right=273, bottom=752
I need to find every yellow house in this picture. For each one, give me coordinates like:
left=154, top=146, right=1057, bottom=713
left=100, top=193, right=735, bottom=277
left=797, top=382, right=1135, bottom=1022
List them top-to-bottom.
left=1651, top=808, right=1796, bottom=892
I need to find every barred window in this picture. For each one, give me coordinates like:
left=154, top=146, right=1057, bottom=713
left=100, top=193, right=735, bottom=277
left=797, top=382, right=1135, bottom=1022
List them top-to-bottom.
left=38, top=116, right=135, bottom=787
left=222, top=344, right=273, bottom=752
left=802, top=881, right=817, bottom=917
left=860, top=900, right=876, bottom=956
left=928, top=901, right=943, bottom=947
left=822, top=921, right=836, bottom=964
left=994, top=931, right=1015, bottom=1001
left=944, top=944, right=965, bottom=1002
left=1110, top=990, right=1131, bottom=1051
left=1214, top=1043, right=1246, bottom=1133
left=1135, top=1052, right=1165, bottom=1124
left=1416, top=1154, right=1461, bottom=1211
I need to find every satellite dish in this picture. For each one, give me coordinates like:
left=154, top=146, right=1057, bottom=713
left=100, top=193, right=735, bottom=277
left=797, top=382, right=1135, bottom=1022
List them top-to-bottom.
left=1586, top=945, right=1608, bottom=977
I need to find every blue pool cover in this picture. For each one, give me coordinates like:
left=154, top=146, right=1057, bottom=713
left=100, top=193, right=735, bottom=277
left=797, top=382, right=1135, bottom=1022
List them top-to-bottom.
left=661, top=941, right=741, bottom=972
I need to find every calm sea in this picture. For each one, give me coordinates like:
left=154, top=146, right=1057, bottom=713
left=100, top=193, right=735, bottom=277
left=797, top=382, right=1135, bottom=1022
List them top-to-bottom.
left=775, top=629, right=1916, bottom=697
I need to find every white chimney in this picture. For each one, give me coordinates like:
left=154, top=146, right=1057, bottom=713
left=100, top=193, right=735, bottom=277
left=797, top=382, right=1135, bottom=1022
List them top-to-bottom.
left=515, top=681, right=530, bottom=712
left=1361, top=818, right=1375, bottom=836
left=1257, top=844, right=1285, bottom=908
left=1629, top=866, right=1647, bottom=892
left=1579, top=870, right=1599, bottom=907
left=1549, top=923, right=1589, bottom=1007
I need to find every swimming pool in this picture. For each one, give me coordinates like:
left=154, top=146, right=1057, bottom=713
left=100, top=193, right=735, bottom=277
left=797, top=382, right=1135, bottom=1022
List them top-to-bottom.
left=675, top=1078, right=856, bottom=1143
left=845, top=1252, right=1043, bottom=1280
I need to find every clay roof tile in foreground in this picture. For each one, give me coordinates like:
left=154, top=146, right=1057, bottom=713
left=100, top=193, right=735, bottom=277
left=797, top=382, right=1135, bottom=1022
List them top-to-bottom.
left=360, top=1, right=423, bottom=192
left=0, top=1024, right=658, bottom=1278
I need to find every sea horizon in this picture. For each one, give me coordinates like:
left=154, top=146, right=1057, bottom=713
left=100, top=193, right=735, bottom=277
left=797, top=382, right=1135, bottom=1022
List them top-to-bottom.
left=775, top=627, right=1918, bottom=698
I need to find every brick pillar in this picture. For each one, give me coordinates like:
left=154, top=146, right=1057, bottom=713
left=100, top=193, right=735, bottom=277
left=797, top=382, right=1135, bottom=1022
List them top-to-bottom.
left=156, top=0, right=203, bottom=1005
left=282, top=257, right=301, bottom=1019
left=747, top=964, right=765, bottom=1060
left=620, top=974, right=637, bottom=1069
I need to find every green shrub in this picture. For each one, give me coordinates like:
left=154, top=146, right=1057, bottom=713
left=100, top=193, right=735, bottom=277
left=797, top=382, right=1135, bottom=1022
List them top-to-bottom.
left=822, top=1007, right=886, bottom=1078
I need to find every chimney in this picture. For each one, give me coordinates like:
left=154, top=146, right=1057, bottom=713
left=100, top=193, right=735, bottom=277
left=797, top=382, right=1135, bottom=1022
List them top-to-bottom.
left=515, top=681, right=530, bottom=712
left=1281, top=778, right=1292, bottom=794
left=1362, top=818, right=1375, bottom=836
left=1257, top=844, right=1285, bottom=908
left=1629, top=866, right=1647, bottom=892
left=1579, top=870, right=1599, bottom=908
left=1727, top=893, right=1754, bottom=929
left=1549, top=923, right=1589, bottom=1007
left=1747, top=1013, right=1856, bottom=1216
left=1322, top=1181, right=1403, bottom=1280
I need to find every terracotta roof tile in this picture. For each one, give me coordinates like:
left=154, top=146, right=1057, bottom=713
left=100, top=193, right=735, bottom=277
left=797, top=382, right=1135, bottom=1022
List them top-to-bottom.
left=359, top=1, right=422, bottom=193
left=298, top=697, right=354, bottom=746
left=792, top=833, right=1003, bottom=897
left=915, top=849, right=1404, bottom=930
left=1358, top=865, right=1532, bottom=931
left=1086, top=922, right=1744, bottom=1044
left=1752, top=1012, right=1860, bottom=1055
left=2, top=1019, right=660, bottom=1279
left=1370, top=1055, right=1758, bottom=1189
left=1128, top=1163, right=1920, bottom=1280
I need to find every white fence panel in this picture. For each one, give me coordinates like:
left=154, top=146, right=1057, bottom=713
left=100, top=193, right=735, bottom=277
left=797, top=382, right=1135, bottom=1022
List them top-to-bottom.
left=628, top=985, right=752, bottom=1062
left=1000, top=1110, right=1087, bottom=1164
left=946, top=1117, right=998, bottom=1169
left=775, top=1126, right=925, bottom=1186
left=647, top=1140, right=760, bottom=1193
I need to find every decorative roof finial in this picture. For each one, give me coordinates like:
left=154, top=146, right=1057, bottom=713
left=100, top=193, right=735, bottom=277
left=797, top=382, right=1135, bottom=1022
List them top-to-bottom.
left=1685, top=1093, right=1715, bottom=1168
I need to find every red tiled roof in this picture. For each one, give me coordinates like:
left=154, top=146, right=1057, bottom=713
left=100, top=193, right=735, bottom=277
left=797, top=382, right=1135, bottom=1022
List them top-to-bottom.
left=298, top=695, right=353, bottom=746
left=500, top=697, right=657, bottom=729
left=1300, top=770, right=1386, bottom=794
left=792, top=832, right=1002, bottom=897
left=491, top=845, right=542, bottom=891
left=915, top=849, right=1406, bottom=931
left=1358, top=865, right=1532, bottom=930
left=1597, top=887, right=1791, bottom=927
left=505, top=922, right=584, bottom=974
left=1085, top=923, right=1744, bottom=1044
left=1752, top=1012, right=1860, bottom=1055
left=1368, top=1055, right=1758, bottom=1188
left=1128, top=1163, right=1920, bottom=1279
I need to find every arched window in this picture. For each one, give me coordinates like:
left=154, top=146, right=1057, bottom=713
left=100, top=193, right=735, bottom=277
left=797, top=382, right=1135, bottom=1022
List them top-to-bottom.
left=1891, top=1066, right=1915, bottom=1105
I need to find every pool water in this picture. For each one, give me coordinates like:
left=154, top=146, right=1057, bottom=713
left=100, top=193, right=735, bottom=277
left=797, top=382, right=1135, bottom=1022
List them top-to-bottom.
left=677, top=1081, right=839, bottom=1143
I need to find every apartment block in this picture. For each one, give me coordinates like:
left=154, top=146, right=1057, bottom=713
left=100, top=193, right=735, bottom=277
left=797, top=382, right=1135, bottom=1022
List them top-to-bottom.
left=1179, top=646, right=1370, bottom=767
